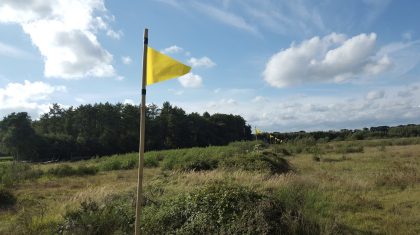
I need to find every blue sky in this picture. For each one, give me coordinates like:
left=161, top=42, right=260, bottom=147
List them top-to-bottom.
left=1, top=0, right=420, bottom=132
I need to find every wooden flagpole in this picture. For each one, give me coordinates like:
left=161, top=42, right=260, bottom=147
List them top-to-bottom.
left=135, top=28, right=148, bottom=235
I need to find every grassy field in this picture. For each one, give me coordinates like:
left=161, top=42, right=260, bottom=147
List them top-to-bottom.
left=1, top=138, right=420, bottom=234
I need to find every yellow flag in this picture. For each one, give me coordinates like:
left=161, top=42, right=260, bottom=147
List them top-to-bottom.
left=147, top=46, right=191, bottom=85
left=255, top=128, right=262, bottom=135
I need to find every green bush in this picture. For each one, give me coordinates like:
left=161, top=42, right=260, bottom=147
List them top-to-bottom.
left=228, top=140, right=265, bottom=153
left=271, top=145, right=292, bottom=156
left=338, top=145, right=364, bottom=154
left=161, top=148, right=222, bottom=171
left=220, top=151, right=292, bottom=174
left=94, top=152, right=162, bottom=171
left=162, top=153, right=218, bottom=171
left=144, top=155, right=159, bottom=167
left=312, top=155, right=321, bottom=162
left=99, top=159, right=123, bottom=171
left=0, top=162, right=43, bottom=187
left=47, top=165, right=97, bottom=177
left=76, top=165, right=99, bottom=175
left=58, top=181, right=332, bottom=235
left=143, top=182, right=323, bottom=234
left=274, top=182, right=331, bottom=234
left=0, top=187, right=17, bottom=208
left=59, top=194, right=135, bottom=235
left=9, top=198, right=61, bottom=235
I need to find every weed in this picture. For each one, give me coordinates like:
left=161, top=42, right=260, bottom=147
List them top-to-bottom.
left=0, top=187, right=16, bottom=208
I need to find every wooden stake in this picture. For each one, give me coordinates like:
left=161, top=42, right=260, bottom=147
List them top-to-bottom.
left=135, top=28, right=148, bottom=235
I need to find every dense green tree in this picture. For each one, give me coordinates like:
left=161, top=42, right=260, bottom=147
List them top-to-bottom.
left=1, top=103, right=253, bottom=161
left=0, top=112, right=38, bottom=161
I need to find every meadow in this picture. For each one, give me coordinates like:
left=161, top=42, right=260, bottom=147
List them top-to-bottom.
left=1, top=138, right=420, bottom=234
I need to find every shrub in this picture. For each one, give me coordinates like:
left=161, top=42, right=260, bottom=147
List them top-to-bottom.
left=228, top=140, right=265, bottom=153
left=272, top=145, right=292, bottom=156
left=338, top=145, right=364, bottom=154
left=161, top=148, right=221, bottom=171
left=220, top=152, right=292, bottom=174
left=144, top=155, right=159, bottom=167
left=162, top=155, right=218, bottom=171
left=312, top=155, right=321, bottom=162
left=99, top=159, right=123, bottom=171
left=0, top=162, right=43, bottom=187
left=47, top=164, right=73, bottom=177
left=47, top=165, right=97, bottom=177
left=76, top=165, right=99, bottom=175
left=59, top=181, right=332, bottom=235
left=274, top=181, right=331, bottom=234
left=143, top=182, right=324, bottom=234
left=0, top=187, right=17, bottom=208
left=59, top=193, right=135, bottom=235
left=10, top=198, right=60, bottom=235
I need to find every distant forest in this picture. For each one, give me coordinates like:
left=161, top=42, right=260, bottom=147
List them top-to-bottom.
left=0, top=102, right=252, bottom=161
left=1, top=102, right=420, bottom=162
left=258, top=124, right=420, bottom=143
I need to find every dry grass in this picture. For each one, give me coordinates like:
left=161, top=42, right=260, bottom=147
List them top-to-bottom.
left=1, top=139, right=420, bottom=234
left=288, top=143, right=420, bottom=235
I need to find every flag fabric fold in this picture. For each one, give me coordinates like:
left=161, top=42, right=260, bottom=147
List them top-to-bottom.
left=147, top=46, right=191, bottom=85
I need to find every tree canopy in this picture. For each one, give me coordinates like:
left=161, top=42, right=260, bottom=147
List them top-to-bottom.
left=0, top=102, right=252, bottom=161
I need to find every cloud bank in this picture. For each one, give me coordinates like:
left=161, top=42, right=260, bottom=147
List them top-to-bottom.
left=0, top=0, right=118, bottom=79
left=263, top=33, right=392, bottom=87
left=178, top=73, right=203, bottom=88
left=0, top=80, right=66, bottom=118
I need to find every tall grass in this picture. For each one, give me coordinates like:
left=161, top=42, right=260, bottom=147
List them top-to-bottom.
left=0, top=162, right=43, bottom=187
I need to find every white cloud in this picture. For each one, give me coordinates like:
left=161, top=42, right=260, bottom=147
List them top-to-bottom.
left=0, top=0, right=118, bottom=79
left=106, top=29, right=122, bottom=39
left=263, top=33, right=392, bottom=87
left=376, top=39, right=420, bottom=77
left=162, top=45, right=183, bottom=54
left=364, top=55, right=392, bottom=75
left=121, top=56, right=132, bottom=65
left=188, top=56, right=216, bottom=68
left=178, top=73, right=203, bottom=88
left=116, top=76, right=124, bottom=81
left=0, top=80, right=66, bottom=118
left=177, top=83, right=420, bottom=132
left=366, top=90, right=385, bottom=100
left=252, top=96, right=268, bottom=103
left=123, top=99, right=135, bottom=105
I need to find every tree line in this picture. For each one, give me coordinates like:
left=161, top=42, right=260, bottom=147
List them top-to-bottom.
left=0, top=102, right=252, bottom=162
left=258, top=124, right=420, bottom=143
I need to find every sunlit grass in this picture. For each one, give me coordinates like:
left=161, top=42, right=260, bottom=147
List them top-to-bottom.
left=1, top=138, right=420, bottom=234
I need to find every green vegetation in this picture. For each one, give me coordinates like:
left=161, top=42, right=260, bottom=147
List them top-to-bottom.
left=0, top=102, right=252, bottom=161
left=1, top=138, right=420, bottom=234
left=0, top=157, right=13, bottom=162
left=47, top=165, right=98, bottom=177
left=0, top=187, right=16, bottom=208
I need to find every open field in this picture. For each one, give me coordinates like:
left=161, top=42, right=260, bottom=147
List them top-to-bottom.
left=1, top=138, right=420, bottom=234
